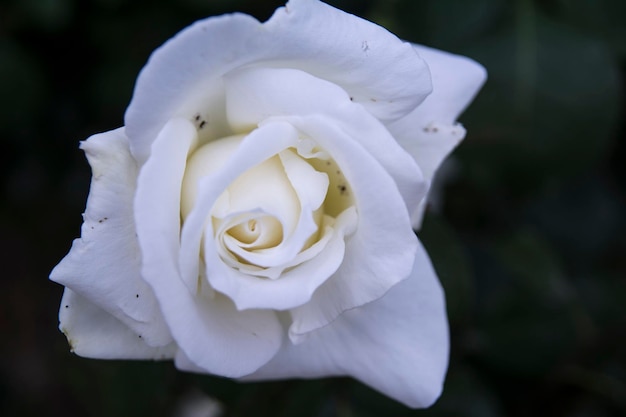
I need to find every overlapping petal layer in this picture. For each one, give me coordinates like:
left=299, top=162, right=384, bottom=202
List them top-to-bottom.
left=125, top=0, right=431, bottom=164
left=389, top=45, right=487, bottom=227
left=134, top=119, right=283, bottom=377
left=50, top=129, right=172, bottom=349
left=247, top=240, right=449, bottom=408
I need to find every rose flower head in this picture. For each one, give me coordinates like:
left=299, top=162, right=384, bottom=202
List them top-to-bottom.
left=50, top=0, right=486, bottom=408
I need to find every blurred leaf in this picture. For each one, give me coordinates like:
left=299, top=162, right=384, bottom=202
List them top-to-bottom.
left=14, top=0, right=74, bottom=31
left=393, top=0, right=506, bottom=49
left=553, top=0, right=626, bottom=58
left=461, top=10, right=621, bottom=191
left=0, top=40, right=47, bottom=135
left=525, top=174, right=626, bottom=264
left=419, top=213, right=475, bottom=325
left=471, top=229, right=579, bottom=376
left=571, top=270, right=626, bottom=334
left=63, top=360, right=177, bottom=417
left=426, top=366, right=503, bottom=417
left=350, top=382, right=415, bottom=417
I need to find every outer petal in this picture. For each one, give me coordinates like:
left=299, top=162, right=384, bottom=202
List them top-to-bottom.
left=125, top=0, right=431, bottom=164
left=388, top=45, right=486, bottom=227
left=397, top=45, right=487, bottom=129
left=285, top=115, right=419, bottom=340
left=135, top=118, right=282, bottom=377
left=50, top=128, right=172, bottom=348
left=245, top=240, right=449, bottom=409
left=59, top=289, right=177, bottom=359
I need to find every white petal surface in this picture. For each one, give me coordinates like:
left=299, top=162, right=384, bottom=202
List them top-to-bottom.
left=125, top=0, right=431, bottom=164
left=389, top=44, right=486, bottom=181
left=411, top=44, right=487, bottom=125
left=387, top=45, right=486, bottom=227
left=225, top=66, right=427, bottom=213
left=284, top=115, right=419, bottom=339
left=135, top=118, right=282, bottom=377
left=50, top=128, right=172, bottom=347
left=245, top=240, right=449, bottom=409
left=58, top=289, right=177, bottom=359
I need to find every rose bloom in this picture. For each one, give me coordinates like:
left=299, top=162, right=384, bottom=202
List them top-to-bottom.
left=50, top=0, right=485, bottom=408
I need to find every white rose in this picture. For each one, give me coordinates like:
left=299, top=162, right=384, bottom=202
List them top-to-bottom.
left=50, top=0, right=485, bottom=408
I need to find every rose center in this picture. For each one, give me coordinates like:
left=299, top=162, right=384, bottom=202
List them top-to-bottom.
left=181, top=132, right=354, bottom=277
left=225, top=215, right=283, bottom=249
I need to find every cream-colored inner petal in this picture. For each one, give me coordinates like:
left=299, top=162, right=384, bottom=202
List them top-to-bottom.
left=181, top=130, right=356, bottom=279
left=227, top=215, right=283, bottom=249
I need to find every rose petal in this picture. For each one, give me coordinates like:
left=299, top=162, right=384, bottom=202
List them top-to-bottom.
left=125, top=0, right=431, bottom=164
left=264, top=0, right=432, bottom=121
left=389, top=44, right=486, bottom=180
left=407, top=44, right=487, bottom=126
left=387, top=45, right=487, bottom=227
left=224, top=66, right=427, bottom=213
left=283, top=115, right=419, bottom=339
left=135, top=118, right=282, bottom=377
left=50, top=128, right=172, bottom=347
left=181, top=134, right=243, bottom=220
left=209, top=147, right=300, bottom=233
left=278, top=148, right=328, bottom=219
left=203, top=207, right=357, bottom=311
left=245, top=240, right=449, bottom=409
left=58, top=288, right=177, bottom=359
left=169, top=293, right=283, bottom=377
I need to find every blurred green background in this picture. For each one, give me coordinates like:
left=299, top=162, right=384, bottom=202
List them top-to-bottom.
left=1, top=0, right=624, bottom=416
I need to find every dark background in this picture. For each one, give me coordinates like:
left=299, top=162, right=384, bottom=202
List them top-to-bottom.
left=1, top=0, right=625, bottom=416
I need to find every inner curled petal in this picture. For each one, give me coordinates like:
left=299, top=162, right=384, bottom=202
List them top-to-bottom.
left=181, top=131, right=335, bottom=278
left=181, top=134, right=245, bottom=220
left=227, top=215, right=283, bottom=249
left=229, top=219, right=261, bottom=244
